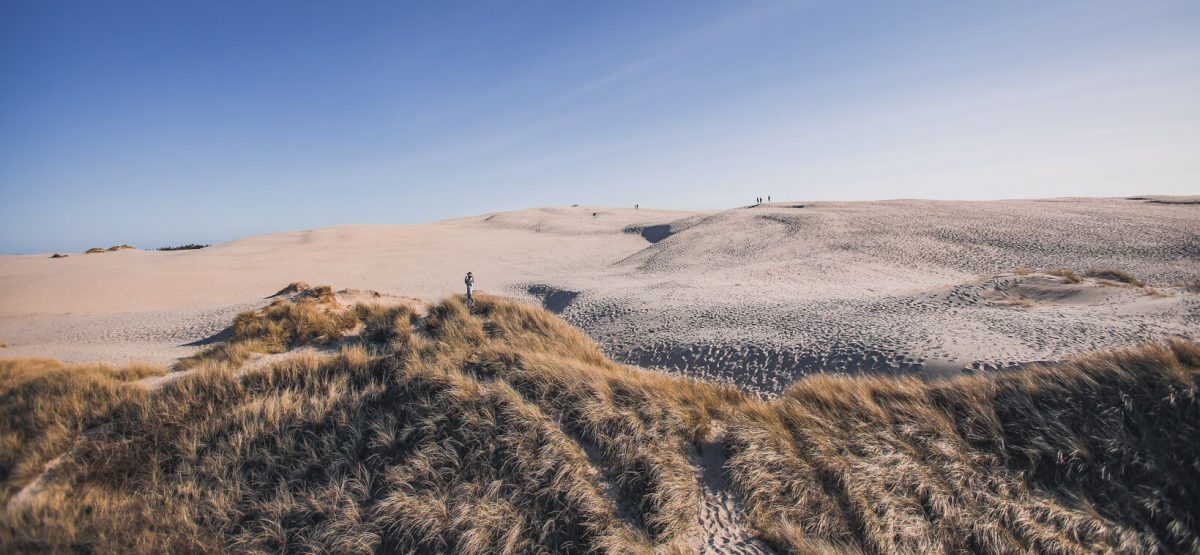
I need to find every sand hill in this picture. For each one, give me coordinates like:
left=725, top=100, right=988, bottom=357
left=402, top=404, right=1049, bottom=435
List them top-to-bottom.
left=1, top=197, right=1196, bottom=397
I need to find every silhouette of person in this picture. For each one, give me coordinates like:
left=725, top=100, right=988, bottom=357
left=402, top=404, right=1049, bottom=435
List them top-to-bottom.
left=768, top=195, right=771, bottom=202
left=465, top=272, right=475, bottom=307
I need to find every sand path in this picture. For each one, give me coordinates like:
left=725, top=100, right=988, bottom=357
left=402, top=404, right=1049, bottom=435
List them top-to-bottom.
left=672, top=425, right=775, bottom=554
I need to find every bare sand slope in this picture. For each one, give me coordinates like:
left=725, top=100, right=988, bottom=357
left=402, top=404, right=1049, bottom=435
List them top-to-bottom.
left=1, top=197, right=1197, bottom=396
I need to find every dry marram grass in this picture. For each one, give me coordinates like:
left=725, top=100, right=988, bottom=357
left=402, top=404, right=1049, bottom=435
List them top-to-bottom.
left=1045, top=268, right=1083, bottom=283
left=1086, top=268, right=1146, bottom=287
left=174, top=286, right=356, bottom=371
left=2, top=290, right=1197, bottom=553
left=725, top=341, right=1200, bottom=553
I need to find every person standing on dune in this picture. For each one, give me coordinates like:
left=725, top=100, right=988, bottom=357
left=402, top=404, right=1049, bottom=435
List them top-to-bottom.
left=465, top=272, right=475, bottom=308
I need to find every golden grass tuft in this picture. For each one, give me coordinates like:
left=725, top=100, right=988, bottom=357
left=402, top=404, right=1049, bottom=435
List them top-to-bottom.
left=83, top=245, right=136, bottom=254
left=1045, top=268, right=1083, bottom=283
left=1086, top=268, right=1146, bottom=287
left=271, top=281, right=311, bottom=296
left=175, top=285, right=355, bottom=371
left=3, top=290, right=1198, bottom=553
left=231, top=293, right=352, bottom=348
left=991, top=298, right=1034, bottom=309
left=354, top=303, right=416, bottom=348
left=725, top=340, right=1200, bottom=554
left=0, top=360, right=165, bottom=540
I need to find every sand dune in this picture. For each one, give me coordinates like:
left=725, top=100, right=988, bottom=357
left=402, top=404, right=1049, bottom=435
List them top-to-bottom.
left=1, top=197, right=1196, bottom=396
left=4, top=294, right=1197, bottom=553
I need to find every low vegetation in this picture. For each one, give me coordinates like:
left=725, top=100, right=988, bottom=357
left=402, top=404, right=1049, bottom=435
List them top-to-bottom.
left=157, top=244, right=209, bottom=251
left=83, top=245, right=136, bottom=254
left=1037, top=268, right=1160, bottom=293
left=1045, top=268, right=1083, bottom=283
left=1087, top=268, right=1146, bottom=287
left=174, top=285, right=356, bottom=372
left=1145, top=287, right=1175, bottom=298
left=2, top=290, right=1198, bottom=553
left=990, top=297, right=1034, bottom=309
left=726, top=341, right=1200, bottom=553
left=0, top=360, right=162, bottom=508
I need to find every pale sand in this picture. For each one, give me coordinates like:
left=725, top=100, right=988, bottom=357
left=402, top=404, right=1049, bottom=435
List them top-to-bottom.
left=1, top=197, right=1197, bottom=398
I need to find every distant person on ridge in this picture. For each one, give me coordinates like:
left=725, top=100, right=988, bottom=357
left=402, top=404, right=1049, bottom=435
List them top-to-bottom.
left=465, top=272, right=475, bottom=308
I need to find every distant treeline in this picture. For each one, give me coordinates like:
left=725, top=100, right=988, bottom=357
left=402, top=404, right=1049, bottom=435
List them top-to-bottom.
left=157, top=244, right=209, bottom=251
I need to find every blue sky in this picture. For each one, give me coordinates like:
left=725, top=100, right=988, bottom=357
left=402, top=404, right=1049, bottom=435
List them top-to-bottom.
left=1, top=1, right=1197, bottom=253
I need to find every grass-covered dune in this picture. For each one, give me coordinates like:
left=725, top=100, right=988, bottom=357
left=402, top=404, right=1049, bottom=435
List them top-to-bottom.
left=1, top=290, right=1197, bottom=554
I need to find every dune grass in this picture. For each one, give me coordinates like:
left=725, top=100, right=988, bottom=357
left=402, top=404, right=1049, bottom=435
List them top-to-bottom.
left=1043, top=268, right=1150, bottom=288
left=1045, top=268, right=1084, bottom=283
left=1086, top=268, right=1146, bottom=287
left=174, top=286, right=356, bottom=371
left=2, top=291, right=1198, bottom=553
left=990, top=297, right=1034, bottom=309
left=725, top=341, right=1200, bottom=554
left=0, top=359, right=167, bottom=551
left=0, top=359, right=163, bottom=501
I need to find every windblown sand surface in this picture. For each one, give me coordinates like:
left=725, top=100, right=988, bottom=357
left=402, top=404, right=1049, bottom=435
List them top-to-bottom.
left=1, top=197, right=1196, bottom=397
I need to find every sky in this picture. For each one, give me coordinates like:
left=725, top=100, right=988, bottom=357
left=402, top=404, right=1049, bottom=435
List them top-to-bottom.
left=1, top=1, right=1198, bottom=253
